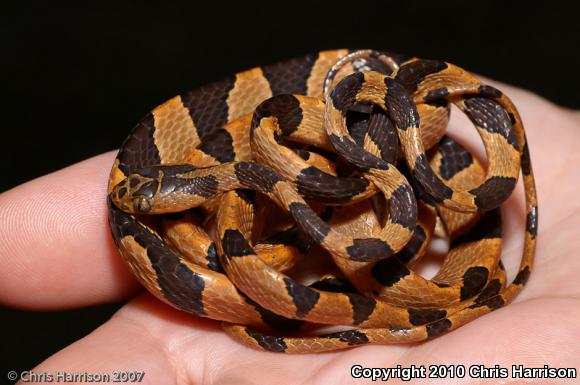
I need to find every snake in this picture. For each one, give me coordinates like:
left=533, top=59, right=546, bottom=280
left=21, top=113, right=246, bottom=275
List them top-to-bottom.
left=107, top=49, right=538, bottom=353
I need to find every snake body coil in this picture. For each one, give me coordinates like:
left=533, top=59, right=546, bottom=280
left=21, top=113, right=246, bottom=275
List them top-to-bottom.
left=108, top=49, right=538, bottom=353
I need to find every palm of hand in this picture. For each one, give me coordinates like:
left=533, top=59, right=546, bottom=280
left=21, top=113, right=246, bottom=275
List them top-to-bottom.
left=1, top=80, right=579, bottom=385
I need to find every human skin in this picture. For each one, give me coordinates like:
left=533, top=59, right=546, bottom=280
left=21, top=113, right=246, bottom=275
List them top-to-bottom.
left=0, top=79, right=579, bottom=385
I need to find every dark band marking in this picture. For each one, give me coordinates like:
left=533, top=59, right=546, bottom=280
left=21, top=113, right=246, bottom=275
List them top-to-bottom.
left=262, top=53, right=318, bottom=95
left=395, top=60, right=448, bottom=94
left=330, top=71, right=365, bottom=111
left=181, top=77, right=236, bottom=140
left=384, top=77, right=420, bottom=131
left=478, top=84, right=503, bottom=98
left=423, top=87, right=449, bottom=103
left=251, top=94, right=303, bottom=138
left=463, top=97, right=519, bottom=149
left=425, top=98, right=449, bottom=109
left=348, top=102, right=374, bottom=114
left=346, top=108, right=372, bottom=146
left=366, top=109, right=398, bottom=163
left=117, top=114, right=161, bottom=175
left=197, top=128, right=234, bottom=163
left=328, top=133, right=388, bottom=171
left=437, top=136, right=474, bottom=180
left=521, top=139, right=531, bottom=176
left=294, top=149, right=310, bottom=160
left=411, top=154, right=453, bottom=202
left=234, top=162, right=283, bottom=193
left=402, top=163, right=436, bottom=206
left=295, top=165, right=371, bottom=203
left=161, top=174, right=219, bottom=198
left=470, top=176, right=517, bottom=210
left=388, top=183, right=417, bottom=230
left=235, top=189, right=257, bottom=206
left=108, top=199, right=143, bottom=243
left=287, top=202, right=330, bottom=243
left=526, top=204, right=538, bottom=239
left=319, top=206, right=334, bottom=221
left=451, top=208, right=502, bottom=246
left=396, top=225, right=426, bottom=264
left=261, top=226, right=312, bottom=253
left=259, top=228, right=298, bottom=247
left=221, top=229, right=254, bottom=257
left=346, top=238, right=393, bottom=262
left=205, top=243, right=222, bottom=272
left=150, top=246, right=207, bottom=316
left=152, top=247, right=207, bottom=315
left=371, top=257, right=411, bottom=287
left=460, top=266, right=490, bottom=301
left=513, top=266, right=531, bottom=286
left=283, top=277, right=320, bottom=319
left=309, top=277, right=358, bottom=293
left=469, top=279, right=504, bottom=310
left=345, top=293, right=377, bottom=325
left=472, top=295, right=505, bottom=310
left=244, top=296, right=304, bottom=331
left=408, top=308, right=447, bottom=326
left=426, top=318, right=452, bottom=338
left=245, top=328, right=288, bottom=352
left=323, top=330, right=369, bottom=346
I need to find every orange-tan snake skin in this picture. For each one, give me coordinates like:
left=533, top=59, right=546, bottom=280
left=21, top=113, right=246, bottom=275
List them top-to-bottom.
left=108, top=49, right=538, bottom=353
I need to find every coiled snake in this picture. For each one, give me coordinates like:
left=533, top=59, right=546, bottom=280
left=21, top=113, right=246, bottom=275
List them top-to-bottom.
left=107, top=49, right=538, bottom=353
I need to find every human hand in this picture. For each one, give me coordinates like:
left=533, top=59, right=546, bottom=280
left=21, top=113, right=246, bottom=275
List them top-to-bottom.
left=1, top=79, right=579, bottom=384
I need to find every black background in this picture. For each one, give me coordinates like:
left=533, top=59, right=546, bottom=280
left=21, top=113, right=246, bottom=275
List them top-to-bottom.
left=1, top=1, right=579, bottom=379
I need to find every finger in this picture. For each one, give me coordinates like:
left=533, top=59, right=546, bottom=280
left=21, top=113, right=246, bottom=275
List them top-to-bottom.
left=0, top=151, right=139, bottom=310
left=20, top=295, right=339, bottom=385
left=16, top=296, right=176, bottom=385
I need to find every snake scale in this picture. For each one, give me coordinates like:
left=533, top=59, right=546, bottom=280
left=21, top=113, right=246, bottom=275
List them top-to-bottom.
left=107, top=49, right=538, bottom=353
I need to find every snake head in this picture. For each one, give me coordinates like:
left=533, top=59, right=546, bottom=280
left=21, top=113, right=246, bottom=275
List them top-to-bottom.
left=111, top=164, right=207, bottom=214
left=111, top=169, right=161, bottom=214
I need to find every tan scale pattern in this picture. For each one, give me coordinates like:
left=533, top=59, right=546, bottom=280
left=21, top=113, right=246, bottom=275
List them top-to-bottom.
left=306, top=49, right=349, bottom=98
left=227, top=68, right=272, bottom=122
left=152, top=96, right=201, bottom=164
left=119, top=236, right=163, bottom=295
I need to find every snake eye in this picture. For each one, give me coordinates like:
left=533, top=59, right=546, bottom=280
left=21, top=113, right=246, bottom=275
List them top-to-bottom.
left=133, top=197, right=151, bottom=213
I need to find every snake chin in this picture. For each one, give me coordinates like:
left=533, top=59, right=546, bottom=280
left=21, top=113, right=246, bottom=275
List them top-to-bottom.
left=133, top=197, right=152, bottom=213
